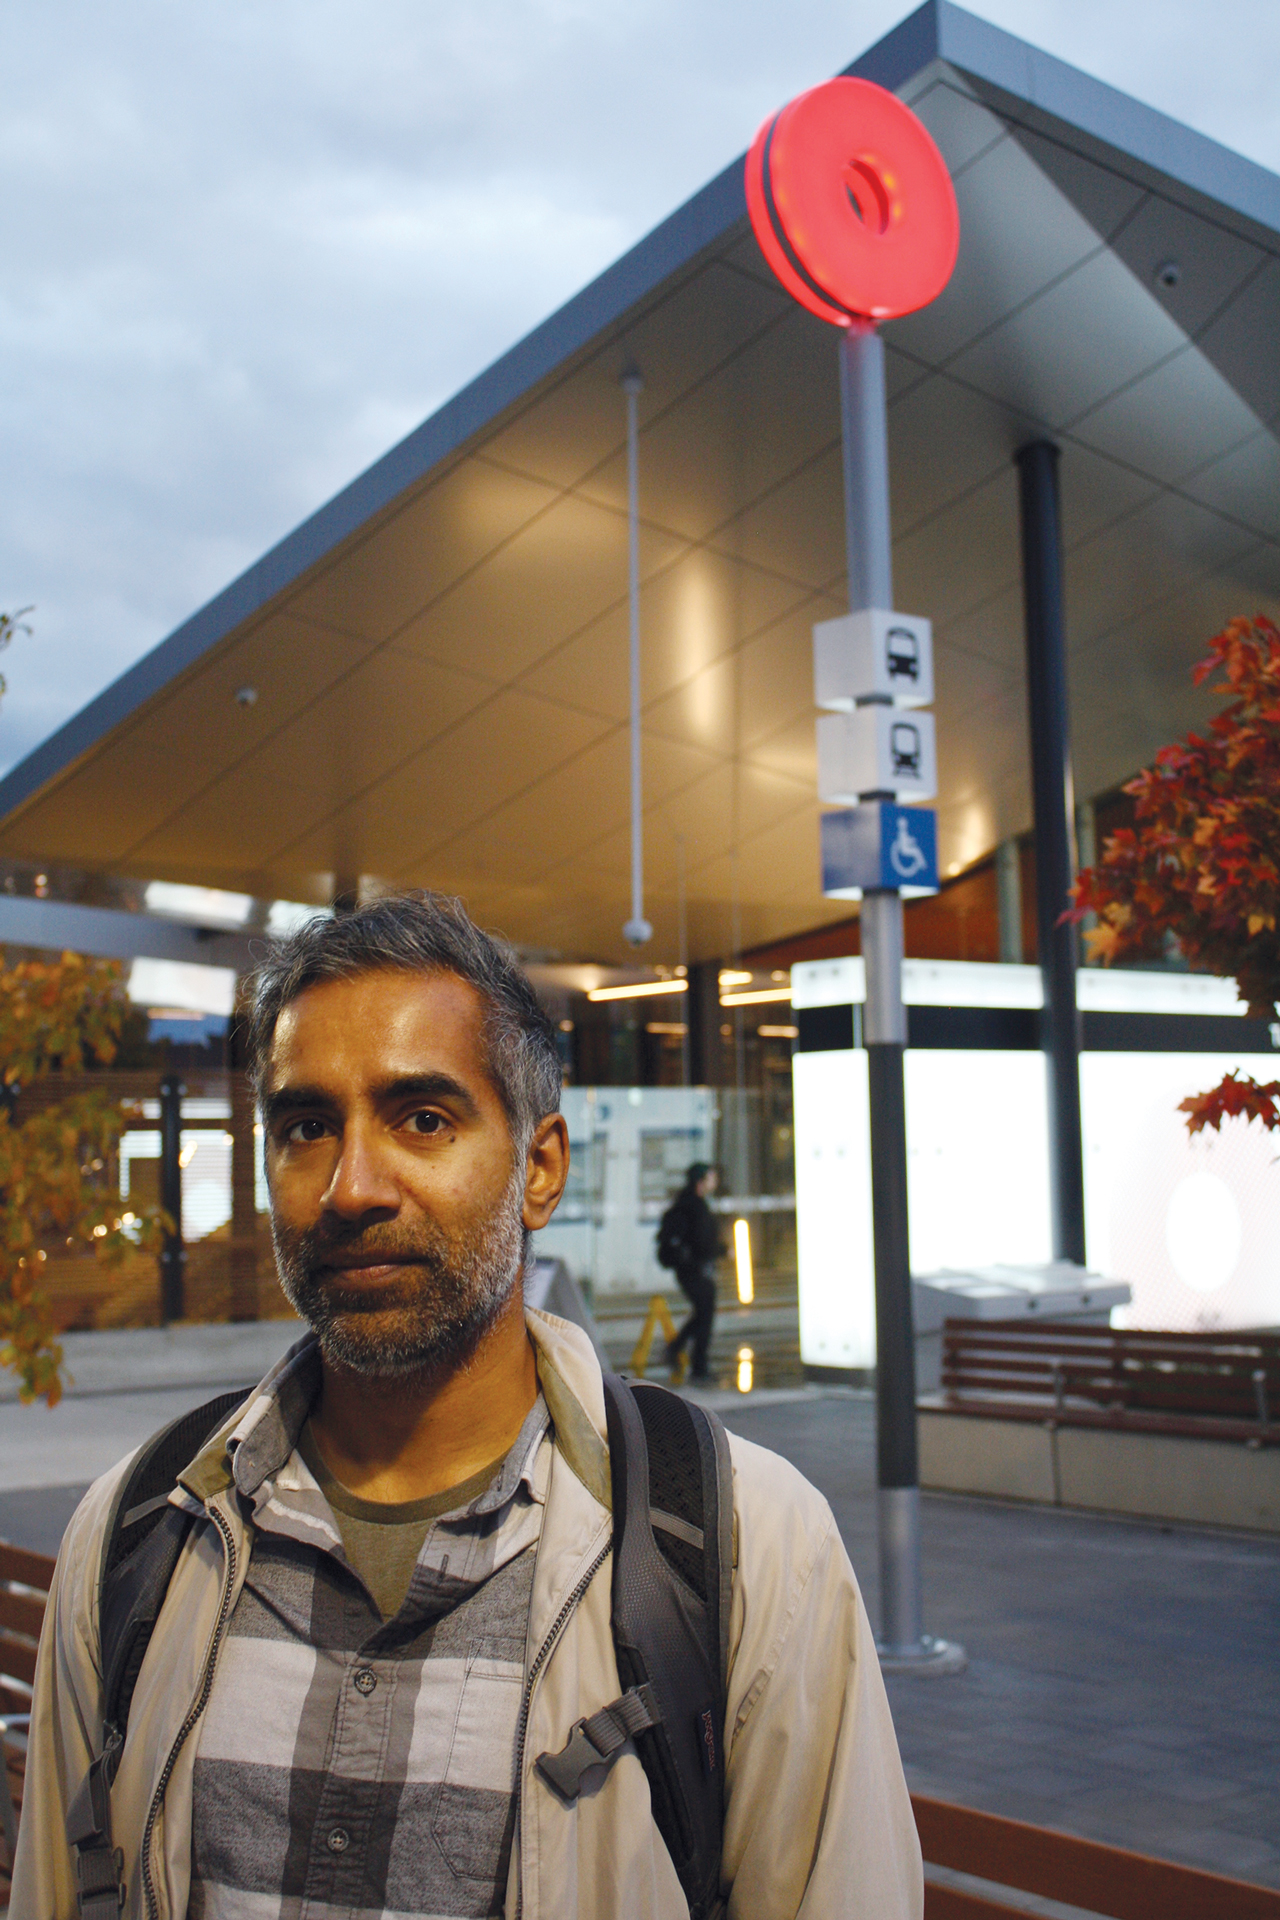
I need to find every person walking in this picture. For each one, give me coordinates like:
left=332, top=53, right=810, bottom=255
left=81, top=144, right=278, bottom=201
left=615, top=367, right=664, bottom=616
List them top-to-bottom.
left=12, top=892, right=922, bottom=1920
left=662, top=1161, right=724, bottom=1382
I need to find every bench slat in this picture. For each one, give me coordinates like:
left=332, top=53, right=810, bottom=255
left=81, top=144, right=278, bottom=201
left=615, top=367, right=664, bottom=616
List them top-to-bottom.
left=0, top=1546, right=55, bottom=1595
left=0, top=1592, right=45, bottom=1641
left=0, top=1635, right=37, bottom=1690
left=0, top=1679, right=31, bottom=1719
left=912, top=1794, right=1280, bottom=1919
left=924, top=1887, right=1021, bottom=1920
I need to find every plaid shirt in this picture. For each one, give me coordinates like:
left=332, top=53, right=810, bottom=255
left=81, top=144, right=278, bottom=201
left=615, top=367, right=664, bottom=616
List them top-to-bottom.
left=187, top=1342, right=550, bottom=1920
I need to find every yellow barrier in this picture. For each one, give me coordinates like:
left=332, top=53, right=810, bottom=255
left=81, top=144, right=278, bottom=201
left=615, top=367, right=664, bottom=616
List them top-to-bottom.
left=631, top=1294, right=687, bottom=1384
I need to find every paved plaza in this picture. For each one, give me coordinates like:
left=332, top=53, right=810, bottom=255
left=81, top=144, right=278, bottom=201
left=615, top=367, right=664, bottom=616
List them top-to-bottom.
left=1, top=1327, right=1276, bottom=1890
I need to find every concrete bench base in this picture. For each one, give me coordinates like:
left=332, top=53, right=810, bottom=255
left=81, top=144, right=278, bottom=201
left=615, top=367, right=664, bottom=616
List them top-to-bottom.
left=918, top=1409, right=1280, bottom=1533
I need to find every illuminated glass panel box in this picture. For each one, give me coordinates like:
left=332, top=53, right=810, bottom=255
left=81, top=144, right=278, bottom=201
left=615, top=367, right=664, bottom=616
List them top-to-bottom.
left=791, top=959, right=1280, bottom=1368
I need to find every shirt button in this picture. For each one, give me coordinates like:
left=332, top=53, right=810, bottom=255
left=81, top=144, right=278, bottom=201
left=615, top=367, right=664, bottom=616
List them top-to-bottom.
left=353, top=1667, right=377, bottom=1696
left=327, top=1828, right=350, bottom=1853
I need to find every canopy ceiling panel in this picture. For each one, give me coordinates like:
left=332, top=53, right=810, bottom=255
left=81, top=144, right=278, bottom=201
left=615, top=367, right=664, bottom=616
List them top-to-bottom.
left=1, top=1, right=1278, bottom=964
left=134, top=651, right=500, bottom=867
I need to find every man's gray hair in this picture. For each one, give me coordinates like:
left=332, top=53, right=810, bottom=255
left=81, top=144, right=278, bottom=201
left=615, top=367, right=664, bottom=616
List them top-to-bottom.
left=245, top=891, right=562, bottom=1151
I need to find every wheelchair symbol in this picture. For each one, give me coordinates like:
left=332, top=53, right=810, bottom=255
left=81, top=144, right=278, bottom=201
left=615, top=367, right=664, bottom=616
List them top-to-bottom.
left=886, top=626, right=920, bottom=682
left=890, top=721, right=922, bottom=778
left=889, top=815, right=929, bottom=881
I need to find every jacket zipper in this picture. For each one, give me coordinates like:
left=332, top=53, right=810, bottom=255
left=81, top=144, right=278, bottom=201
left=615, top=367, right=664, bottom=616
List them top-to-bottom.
left=140, top=1504, right=238, bottom=1920
left=511, top=1538, right=611, bottom=1920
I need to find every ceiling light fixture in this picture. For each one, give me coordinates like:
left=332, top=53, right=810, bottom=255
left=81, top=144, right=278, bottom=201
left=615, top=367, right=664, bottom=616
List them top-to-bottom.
left=587, top=978, right=689, bottom=1003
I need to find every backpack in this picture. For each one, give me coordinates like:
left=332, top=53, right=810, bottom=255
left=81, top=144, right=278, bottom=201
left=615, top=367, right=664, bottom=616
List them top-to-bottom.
left=656, top=1200, right=691, bottom=1271
left=67, top=1371, right=733, bottom=1920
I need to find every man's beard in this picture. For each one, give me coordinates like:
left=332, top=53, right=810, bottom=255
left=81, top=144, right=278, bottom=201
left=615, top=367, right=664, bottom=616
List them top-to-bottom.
left=272, top=1168, right=528, bottom=1380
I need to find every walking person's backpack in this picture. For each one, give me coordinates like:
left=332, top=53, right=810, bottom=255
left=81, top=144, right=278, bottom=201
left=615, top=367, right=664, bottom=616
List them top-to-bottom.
left=655, top=1200, right=690, bottom=1272
left=69, top=1372, right=733, bottom=1920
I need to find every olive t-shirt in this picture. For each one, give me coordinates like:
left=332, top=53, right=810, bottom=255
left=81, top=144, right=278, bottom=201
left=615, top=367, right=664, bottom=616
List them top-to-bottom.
left=296, top=1422, right=505, bottom=1620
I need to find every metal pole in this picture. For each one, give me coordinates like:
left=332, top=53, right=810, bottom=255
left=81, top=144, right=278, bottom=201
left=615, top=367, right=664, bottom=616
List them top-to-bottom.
left=840, top=324, right=962, bottom=1671
left=840, top=325, right=893, bottom=612
left=622, top=370, right=651, bottom=948
left=1015, top=441, right=1086, bottom=1266
left=676, top=832, right=690, bottom=1087
left=996, top=839, right=1024, bottom=964
left=159, top=1071, right=185, bottom=1323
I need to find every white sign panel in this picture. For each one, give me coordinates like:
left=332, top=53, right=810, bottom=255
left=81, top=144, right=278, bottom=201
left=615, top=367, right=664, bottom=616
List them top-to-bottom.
left=813, top=608, right=934, bottom=709
left=816, top=706, right=937, bottom=803
left=794, top=1048, right=877, bottom=1369
left=1082, top=1052, right=1280, bottom=1331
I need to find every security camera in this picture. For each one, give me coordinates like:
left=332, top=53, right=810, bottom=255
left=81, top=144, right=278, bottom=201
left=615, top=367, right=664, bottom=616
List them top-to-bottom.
left=622, top=917, right=653, bottom=947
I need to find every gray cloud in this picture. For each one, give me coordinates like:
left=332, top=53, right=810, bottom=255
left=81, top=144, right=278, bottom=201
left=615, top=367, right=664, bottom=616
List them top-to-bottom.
left=1, top=0, right=1278, bottom=775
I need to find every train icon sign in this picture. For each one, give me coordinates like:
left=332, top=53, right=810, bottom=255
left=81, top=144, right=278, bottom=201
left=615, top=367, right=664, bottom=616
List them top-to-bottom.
left=813, top=608, right=933, bottom=709
left=886, top=627, right=919, bottom=682
left=816, top=705, right=937, bottom=804
left=820, top=802, right=938, bottom=898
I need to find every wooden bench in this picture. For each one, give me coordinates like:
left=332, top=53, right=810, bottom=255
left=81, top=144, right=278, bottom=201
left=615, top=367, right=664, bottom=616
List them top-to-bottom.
left=937, top=1321, right=1280, bottom=1445
left=1, top=1542, right=56, bottom=1904
left=914, top=1792, right=1280, bottom=1917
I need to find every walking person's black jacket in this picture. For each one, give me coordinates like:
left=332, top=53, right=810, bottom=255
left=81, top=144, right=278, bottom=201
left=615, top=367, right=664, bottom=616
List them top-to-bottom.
left=663, top=1173, right=725, bottom=1379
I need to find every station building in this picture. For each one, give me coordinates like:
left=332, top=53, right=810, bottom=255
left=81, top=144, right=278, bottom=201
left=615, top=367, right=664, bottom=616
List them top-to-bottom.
left=1, top=1, right=1278, bottom=1358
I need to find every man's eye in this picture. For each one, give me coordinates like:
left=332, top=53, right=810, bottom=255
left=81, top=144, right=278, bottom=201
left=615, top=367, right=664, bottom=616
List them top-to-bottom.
left=407, top=1110, right=445, bottom=1136
left=284, top=1118, right=329, bottom=1144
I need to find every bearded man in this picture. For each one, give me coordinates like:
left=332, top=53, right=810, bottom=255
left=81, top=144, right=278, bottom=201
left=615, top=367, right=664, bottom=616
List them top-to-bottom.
left=12, top=891, right=922, bottom=1920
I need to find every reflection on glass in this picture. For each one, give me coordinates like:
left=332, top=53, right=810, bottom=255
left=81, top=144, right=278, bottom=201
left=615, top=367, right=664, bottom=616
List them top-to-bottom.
left=734, top=1218, right=754, bottom=1303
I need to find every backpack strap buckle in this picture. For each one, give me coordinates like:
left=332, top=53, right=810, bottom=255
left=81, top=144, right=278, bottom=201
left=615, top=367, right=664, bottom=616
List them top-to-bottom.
left=535, top=1683, right=661, bottom=1800
left=68, top=1729, right=126, bottom=1916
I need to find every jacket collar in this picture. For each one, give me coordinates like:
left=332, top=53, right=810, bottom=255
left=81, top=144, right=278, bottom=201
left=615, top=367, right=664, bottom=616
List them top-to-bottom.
left=178, top=1305, right=612, bottom=1516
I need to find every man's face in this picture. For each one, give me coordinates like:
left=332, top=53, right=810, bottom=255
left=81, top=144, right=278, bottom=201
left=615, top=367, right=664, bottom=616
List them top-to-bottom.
left=262, top=967, right=559, bottom=1379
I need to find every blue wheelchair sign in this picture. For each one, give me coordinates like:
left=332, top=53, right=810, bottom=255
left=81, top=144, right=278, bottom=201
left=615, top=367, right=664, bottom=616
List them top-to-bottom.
left=821, top=802, right=938, bottom=898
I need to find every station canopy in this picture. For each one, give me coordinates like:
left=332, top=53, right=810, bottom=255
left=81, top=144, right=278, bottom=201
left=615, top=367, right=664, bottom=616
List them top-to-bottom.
left=1, top=0, right=1278, bottom=965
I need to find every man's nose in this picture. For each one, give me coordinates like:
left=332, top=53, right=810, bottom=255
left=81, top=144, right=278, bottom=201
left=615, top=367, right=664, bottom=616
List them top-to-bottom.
left=319, top=1122, right=400, bottom=1219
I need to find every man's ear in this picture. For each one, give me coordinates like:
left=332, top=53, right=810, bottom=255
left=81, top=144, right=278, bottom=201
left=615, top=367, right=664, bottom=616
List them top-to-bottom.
left=522, top=1114, right=570, bottom=1231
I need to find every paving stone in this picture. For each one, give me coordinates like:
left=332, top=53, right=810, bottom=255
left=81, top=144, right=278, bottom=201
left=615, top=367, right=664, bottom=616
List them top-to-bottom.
left=727, top=1394, right=1280, bottom=1888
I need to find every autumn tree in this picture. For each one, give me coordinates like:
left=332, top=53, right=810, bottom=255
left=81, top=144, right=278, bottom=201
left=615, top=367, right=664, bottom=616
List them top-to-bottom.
left=0, top=606, right=32, bottom=703
left=1072, top=613, right=1280, bottom=1138
left=0, top=953, right=163, bottom=1404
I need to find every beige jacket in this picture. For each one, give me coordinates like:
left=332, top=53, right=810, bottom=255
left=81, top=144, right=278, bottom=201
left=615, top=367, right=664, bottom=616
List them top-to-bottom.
left=11, top=1309, right=923, bottom=1919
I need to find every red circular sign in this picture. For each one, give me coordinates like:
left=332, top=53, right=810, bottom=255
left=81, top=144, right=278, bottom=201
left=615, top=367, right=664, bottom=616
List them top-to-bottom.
left=746, top=78, right=959, bottom=326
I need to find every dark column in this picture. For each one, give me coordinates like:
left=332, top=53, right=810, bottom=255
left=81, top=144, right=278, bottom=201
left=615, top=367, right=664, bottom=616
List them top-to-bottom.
left=1015, top=441, right=1086, bottom=1264
left=685, top=962, right=723, bottom=1087
left=227, top=1001, right=259, bottom=1322
left=158, top=1071, right=186, bottom=1322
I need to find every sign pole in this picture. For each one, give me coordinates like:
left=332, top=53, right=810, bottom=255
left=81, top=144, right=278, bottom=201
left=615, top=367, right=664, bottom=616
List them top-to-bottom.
left=744, top=72, right=964, bottom=1671
left=839, top=325, right=963, bottom=1671
left=840, top=327, right=917, bottom=1653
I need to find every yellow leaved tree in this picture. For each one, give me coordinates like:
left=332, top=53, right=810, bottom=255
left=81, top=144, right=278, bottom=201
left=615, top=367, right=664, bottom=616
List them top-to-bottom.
left=0, top=953, right=164, bottom=1404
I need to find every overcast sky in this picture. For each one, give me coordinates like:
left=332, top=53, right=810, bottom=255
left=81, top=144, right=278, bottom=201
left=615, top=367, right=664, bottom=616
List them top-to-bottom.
left=2, top=0, right=1278, bottom=776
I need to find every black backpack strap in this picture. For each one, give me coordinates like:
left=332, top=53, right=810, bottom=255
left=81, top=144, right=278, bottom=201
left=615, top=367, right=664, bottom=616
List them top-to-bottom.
left=535, top=1371, right=733, bottom=1920
left=67, top=1386, right=251, bottom=1917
